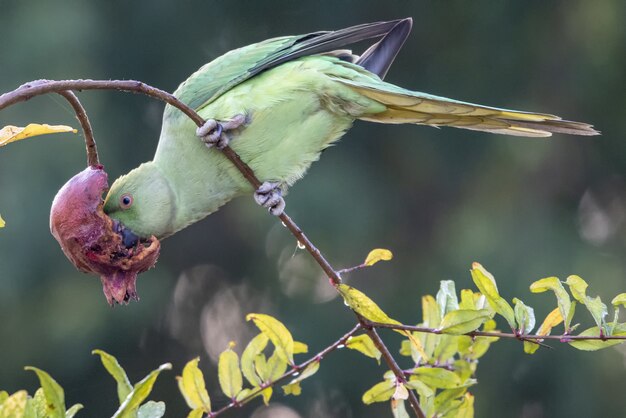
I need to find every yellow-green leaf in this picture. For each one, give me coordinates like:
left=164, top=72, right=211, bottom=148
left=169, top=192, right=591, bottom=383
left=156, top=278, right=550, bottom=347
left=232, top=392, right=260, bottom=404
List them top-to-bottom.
left=0, top=124, right=77, bottom=146
left=0, top=214, right=5, bottom=228
left=364, top=248, right=393, bottom=266
left=470, top=263, right=516, bottom=329
left=565, top=275, right=588, bottom=303
left=530, top=277, right=573, bottom=330
left=337, top=284, right=397, bottom=324
left=612, top=293, right=626, bottom=308
left=439, top=309, right=491, bottom=335
left=246, top=313, right=294, bottom=365
left=569, top=323, right=626, bottom=351
left=241, top=333, right=269, bottom=387
left=346, top=334, right=382, bottom=363
left=433, top=335, right=459, bottom=363
left=293, top=341, right=308, bottom=354
left=218, top=344, right=243, bottom=399
left=92, top=349, right=132, bottom=405
left=265, top=350, right=288, bottom=382
left=178, top=358, right=211, bottom=412
left=282, top=360, right=320, bottom=396
left=112, top=363, right=171, bottom=418
left=25, top=367, right=65, bottom=418
left=412, top=367, right=462, bottom=389
left=405, top=377, right=434, bottom=398
left=362, top=380, right=395, bottom=404
left=32, top=388, right=46, bottom=418
left=434, top=388, right=467, bottom=412
left=0, top=391, right=27, bottom=418
left=0, top=392, right=7, bottom=406
left=454, top=393, right=475, bottom=418
left=66, top=404, right=84, bottom=418
left=187, top=409, right=204, bottom=418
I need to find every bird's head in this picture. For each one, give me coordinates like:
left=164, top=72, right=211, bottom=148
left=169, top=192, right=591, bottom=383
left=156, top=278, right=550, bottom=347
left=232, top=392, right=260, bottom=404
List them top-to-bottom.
left=104, top=162, right=176, bottom=241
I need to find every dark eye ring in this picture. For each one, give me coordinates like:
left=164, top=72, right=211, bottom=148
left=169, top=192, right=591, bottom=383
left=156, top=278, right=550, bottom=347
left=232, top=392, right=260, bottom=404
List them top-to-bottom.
left=120, top=193, right=133, bottom=209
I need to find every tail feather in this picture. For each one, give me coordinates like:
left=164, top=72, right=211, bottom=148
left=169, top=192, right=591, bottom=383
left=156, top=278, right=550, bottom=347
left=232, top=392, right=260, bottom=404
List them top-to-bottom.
left=334, top=78, right=600, bottom=137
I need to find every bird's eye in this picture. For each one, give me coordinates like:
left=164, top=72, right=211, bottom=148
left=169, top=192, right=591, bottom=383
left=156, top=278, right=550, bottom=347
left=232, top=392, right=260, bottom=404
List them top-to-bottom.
left=120, top=193, right=133, bottom=209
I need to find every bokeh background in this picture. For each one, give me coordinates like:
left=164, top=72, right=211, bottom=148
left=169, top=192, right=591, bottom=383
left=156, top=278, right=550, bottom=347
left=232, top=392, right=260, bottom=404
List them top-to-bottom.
left=1, top=1, right=625, bottom=417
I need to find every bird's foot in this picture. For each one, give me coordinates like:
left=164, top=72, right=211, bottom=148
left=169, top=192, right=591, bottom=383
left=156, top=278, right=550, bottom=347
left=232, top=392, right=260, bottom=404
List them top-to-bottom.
left=196, top=114, right=246, bottom=149
left=254, top=181, right=285, bottom=216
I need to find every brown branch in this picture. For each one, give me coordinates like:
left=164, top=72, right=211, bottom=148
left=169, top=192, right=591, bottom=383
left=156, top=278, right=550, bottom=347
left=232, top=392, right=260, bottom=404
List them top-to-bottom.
left=0, top=78, right=419, bottom=416
left=56, top=91, right=99, bottom=167
left=360, top=320, right=427, bottom=418
left=367, top=321, right=626, bottom=342
left=208, top=323, right=363, bottom=418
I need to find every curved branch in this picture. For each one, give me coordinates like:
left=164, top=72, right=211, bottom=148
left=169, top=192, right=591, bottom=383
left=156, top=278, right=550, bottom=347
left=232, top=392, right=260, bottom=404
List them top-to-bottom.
left=56, top=91, right=99, bottom=167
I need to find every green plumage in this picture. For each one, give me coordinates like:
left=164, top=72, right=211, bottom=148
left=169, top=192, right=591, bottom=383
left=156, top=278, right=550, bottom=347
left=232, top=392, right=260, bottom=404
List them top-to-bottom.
left=103, top=19, right=598, bottom=239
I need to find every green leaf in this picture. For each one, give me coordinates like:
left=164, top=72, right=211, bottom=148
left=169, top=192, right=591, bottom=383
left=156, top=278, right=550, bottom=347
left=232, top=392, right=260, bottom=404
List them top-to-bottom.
left=0, top=214, right=4, bottom=229
left=364, top=248, right=393, bottom=266
left=470, top=263, right=515, bottom=329
left=530, top=277, right=573, bottom=330
left=436, top=281, right=459, bottom=318
left=459, top=290, right=477, bottom=310
left=612, top=293, right=626, bottom=308
left=421, top=295, right=442, bottom=361
left=422, top=295, right=441, bottom=328
left=584, top=296, right=608, bottom=330
left=513, top=298, right=536, bottom=334
left=439, top=309, right=491, bottom=335
left=246, top=313, right=294, bottom=365
left=569, top=323, right=626, bottom=351
left=241, top=333, right=269, bottom=387
left=346, top=334, right=382, bottom=363
left=433, top=335, right=459, bottom=363
left=218, top=343, right=243, bottom=399
left=92, top=349, right=132, bottom=405
left=177, top=358, right=211, bottom=412
left=282, top=360, right=320, bottom=396
left=112, top=363, right=171, bottom=418
left=25, top=367, right=65, bottom=418
left=411, top=367, right=463, bottom=389
left=405, top=377, right=434, bottom=398
left=362, top=380, right=395, bottom=404
left=32, top=388, right=46, bottom=418
left=434, top=388, right=467, bottom=413
left=0, top=391, right=28, bottom=418
left=0, top=392, right=7, bottom=406
left=137, top=401, right=165, bottom=418
left=65, top=404, right=83, bottom=418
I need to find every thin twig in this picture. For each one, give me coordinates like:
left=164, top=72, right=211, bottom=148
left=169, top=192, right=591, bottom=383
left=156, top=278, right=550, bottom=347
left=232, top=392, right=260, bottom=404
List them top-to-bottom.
left=56, top=91, right=99, bottom=167
left=367, top=321, right=626, bottom=342
left=208, top=323, right=363, bottom=418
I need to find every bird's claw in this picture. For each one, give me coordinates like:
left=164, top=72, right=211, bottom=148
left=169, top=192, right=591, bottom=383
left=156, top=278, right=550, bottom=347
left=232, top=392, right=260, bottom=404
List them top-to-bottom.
left=196, top=114, right=246, bottom=150
left=254, top=182, right=285, bottom=216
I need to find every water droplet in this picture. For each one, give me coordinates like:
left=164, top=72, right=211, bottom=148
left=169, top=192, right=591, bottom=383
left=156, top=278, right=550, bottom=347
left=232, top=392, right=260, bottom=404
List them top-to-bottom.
left=281, top=221, right=287, bottom=227
left=297, top=240, right=305, bottom=250
left=337, top=344, right=345, bottom=349
left=292, top=371, right=300, bottom=377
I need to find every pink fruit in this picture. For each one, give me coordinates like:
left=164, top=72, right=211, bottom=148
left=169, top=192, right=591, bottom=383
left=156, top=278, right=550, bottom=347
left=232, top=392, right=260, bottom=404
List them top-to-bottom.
left=50, top=165, right=160, bottom=305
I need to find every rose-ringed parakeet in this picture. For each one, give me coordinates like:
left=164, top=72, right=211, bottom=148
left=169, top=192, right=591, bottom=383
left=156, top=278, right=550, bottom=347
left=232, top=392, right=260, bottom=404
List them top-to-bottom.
left=103, top=18, right=598, bottom=246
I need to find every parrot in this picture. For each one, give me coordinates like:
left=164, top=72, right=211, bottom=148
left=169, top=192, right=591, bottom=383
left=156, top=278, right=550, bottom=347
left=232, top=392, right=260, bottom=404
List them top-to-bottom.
left=103, top=18, right=599, bottom=246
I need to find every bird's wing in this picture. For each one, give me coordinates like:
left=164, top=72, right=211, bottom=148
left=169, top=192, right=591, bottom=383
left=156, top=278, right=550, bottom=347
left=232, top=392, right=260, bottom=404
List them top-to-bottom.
left=172, top=19, right=409, bottom=112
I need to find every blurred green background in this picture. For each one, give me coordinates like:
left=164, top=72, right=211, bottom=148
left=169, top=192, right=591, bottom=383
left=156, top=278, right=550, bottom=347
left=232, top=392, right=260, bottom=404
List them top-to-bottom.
left=1, top=1, right=625, bottom=417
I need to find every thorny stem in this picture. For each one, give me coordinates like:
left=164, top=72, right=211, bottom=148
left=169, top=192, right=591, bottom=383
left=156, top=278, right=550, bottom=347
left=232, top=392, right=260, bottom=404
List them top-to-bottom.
left=0, top=79, right=421, bottom=416
left=367, top=321, right=626, bottom=343
left=208, top=323, right=363, bottom=418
